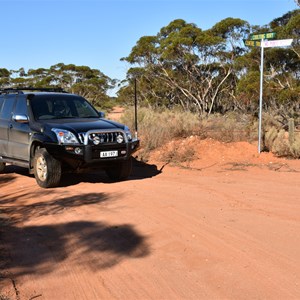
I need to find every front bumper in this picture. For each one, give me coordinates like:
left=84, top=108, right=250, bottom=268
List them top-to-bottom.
left=46, top=139, right=139, bottom=170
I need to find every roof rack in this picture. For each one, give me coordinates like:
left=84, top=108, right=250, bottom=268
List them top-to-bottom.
left=0, top=87, right=67, bottom=95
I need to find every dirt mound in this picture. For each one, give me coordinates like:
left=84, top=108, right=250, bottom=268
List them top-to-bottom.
left=149, top=136, right=295, bottom=171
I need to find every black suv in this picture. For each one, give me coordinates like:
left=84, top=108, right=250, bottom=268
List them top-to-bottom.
left=0, top=88, right=139, bottom=188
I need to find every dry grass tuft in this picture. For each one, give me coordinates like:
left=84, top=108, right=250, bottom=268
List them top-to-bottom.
left=121, top=108, right=201, bottom=160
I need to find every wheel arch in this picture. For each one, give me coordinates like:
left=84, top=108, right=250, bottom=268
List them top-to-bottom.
left=29, top=141, right=45, bottom=172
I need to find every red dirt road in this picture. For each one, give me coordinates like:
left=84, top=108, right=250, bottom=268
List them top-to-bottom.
left=1, top=140, right=300, bottom=300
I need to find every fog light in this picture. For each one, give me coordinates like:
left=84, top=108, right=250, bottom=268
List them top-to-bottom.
left=74, top=147, right=82, bottom=155
left=121, top=150, right=127, bottom=155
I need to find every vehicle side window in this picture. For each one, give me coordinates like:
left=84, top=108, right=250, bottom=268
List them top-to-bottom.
left=0, top=96, right=16, bottom=120
left=14, top=96, right=28, bottom=115
left=0, top=97, right=4, bottom=114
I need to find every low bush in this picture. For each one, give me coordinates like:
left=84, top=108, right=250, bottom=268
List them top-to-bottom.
left=264, top=121, right=300, bottom=158
left=264, top=126, right=278, bottom=151
left=271, top=130, right=291, bottom=157
left=271, top=132, right=300, bottom=158
left=290, top=137, right=300, bottom=158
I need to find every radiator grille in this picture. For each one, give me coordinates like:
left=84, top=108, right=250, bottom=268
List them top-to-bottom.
left=78, top=131, right=126, bottom=145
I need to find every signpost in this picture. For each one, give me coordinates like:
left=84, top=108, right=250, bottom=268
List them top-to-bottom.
left=245, top=32, right=293, bottom=153
left=250, top=32, right=276, bottom=40
left=262, top=39, right=293, bottom=48
left=244, top=40, right=261, bottom=47
left=258, top=41, right=265, bottom=154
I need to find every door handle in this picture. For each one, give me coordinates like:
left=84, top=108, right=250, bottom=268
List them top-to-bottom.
left=9, top=124, right=13, bottom=129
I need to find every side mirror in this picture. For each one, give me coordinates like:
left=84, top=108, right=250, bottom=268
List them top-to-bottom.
left=98, top=111, right=105, bottom=118
left=13, top=114, right=29, bottom=124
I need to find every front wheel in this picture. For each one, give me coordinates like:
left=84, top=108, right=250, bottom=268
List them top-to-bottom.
left=33, top=148, right=61, bottom=188
left=105, top=158, right=132, bottom=181
left=0, top=162, right=5, bottom=173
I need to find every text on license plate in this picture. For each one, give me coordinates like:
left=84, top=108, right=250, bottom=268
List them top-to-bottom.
left=100, top=150, right=118, bottom=158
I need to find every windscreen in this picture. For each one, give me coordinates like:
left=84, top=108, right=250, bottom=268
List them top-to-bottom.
left=29, top=94, right=99, bottom=120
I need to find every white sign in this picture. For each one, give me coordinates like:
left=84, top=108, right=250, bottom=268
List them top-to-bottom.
left=262, top=39, right=293, bottom=48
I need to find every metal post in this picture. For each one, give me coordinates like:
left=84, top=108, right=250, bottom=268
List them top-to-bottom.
left=258, top=39, right=264, bottom=153
left=134, top=78, right=138, bottom=139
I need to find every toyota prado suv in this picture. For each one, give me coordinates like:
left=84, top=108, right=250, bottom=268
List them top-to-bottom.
left=0, top=88, right=139, bottom=188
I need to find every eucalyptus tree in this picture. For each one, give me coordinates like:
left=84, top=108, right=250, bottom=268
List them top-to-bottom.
left=266, top=10, right=300, bottom=121
left=121, top=18, right=250, bottom=114
left=0, top=63, right=115, bottom=107
left=0, top=68, right=10, bottom=87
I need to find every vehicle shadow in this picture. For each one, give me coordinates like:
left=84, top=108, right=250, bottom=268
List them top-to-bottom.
left=59, top=157, right=163, bottom=187
left=1, top=158, right=164, bottom=188
left=130, top=158, right=165, bottom=180
left=2, top=165, right=33, bottom=177
left=0, top=189, right=150, bottom=278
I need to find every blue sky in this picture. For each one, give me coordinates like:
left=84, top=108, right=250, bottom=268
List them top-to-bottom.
left=0, top=0, right=298, bottom=89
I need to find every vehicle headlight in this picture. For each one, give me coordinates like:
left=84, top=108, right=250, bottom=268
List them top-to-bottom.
left=124, top=127, right=132, bottom=141
left=52, top=128, right=79, bottom=145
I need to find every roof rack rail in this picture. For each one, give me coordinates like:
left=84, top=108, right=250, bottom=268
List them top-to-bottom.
left=0, top=87, right=67, bottom=95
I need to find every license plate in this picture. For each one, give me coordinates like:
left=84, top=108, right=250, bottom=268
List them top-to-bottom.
left=100, top=150, right=118, bottom=158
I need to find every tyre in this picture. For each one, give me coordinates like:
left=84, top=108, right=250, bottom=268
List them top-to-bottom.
left=33, top=148, right=61, bottom=188
left=105, top=158, right=132, bottom=181
left=0, top=162, right=5, bottom=173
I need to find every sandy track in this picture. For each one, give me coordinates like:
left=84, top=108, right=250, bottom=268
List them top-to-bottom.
left=1, top=147, right=300, bottom=299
